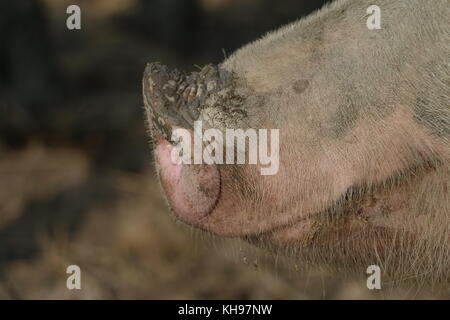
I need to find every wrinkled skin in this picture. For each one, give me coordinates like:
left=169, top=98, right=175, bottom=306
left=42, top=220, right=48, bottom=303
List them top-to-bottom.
left=143, top=0, right=449, bottom=284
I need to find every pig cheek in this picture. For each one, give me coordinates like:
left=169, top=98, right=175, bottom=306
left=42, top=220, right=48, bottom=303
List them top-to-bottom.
left=155, top=141, right=221, bottom=224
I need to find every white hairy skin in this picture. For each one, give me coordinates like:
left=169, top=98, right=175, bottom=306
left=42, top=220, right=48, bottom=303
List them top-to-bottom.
left=144, top=0, right=449, bottom=285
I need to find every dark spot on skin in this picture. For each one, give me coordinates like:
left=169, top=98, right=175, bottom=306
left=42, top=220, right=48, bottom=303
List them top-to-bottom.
left=292, top=79, right=310, bottom=95
left=327, top=94, right=360, bottom=139
left=414, top=97, right=449, bottom=137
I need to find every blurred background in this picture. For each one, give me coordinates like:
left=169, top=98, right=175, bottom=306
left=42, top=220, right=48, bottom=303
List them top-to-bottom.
left=0, top=0, right=444, bottom=299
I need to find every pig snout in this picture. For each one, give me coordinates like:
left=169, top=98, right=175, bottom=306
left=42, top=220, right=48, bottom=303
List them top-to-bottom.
left=143, top=62, right=234, bottom=141
left=143, top=63, right=229, bottom=225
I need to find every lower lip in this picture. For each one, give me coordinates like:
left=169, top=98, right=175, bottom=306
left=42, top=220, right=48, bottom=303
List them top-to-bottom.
left=154, top=135, right=221, bottom=225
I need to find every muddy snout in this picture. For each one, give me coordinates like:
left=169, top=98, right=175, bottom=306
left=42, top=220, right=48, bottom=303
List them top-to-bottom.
left=142, top=62, right=234, bottom=143
left=143, top=62, right=233, bottom=224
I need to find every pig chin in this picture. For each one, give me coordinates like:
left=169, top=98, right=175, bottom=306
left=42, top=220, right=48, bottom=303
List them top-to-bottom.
left=154, top=136, right=221, bottom=226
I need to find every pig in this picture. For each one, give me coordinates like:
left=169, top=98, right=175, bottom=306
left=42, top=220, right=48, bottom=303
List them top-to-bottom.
left=143, top=0, right=449, bottom=285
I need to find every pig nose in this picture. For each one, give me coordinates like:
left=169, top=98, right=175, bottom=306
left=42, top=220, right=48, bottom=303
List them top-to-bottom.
left=143, top=62, right=234, bottom=142
left=143, top=62, right=191, bottom=142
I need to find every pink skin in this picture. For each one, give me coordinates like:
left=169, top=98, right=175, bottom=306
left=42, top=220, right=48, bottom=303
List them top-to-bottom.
left=153, top=107, right=446, bottom=241
left=154, top=133, right=311, bottom=239
left=154, top=135, right=221, bottom=226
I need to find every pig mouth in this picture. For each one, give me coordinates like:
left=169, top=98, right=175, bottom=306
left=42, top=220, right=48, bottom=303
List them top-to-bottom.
left=153, top=135, right=222, bottom=225
left=154, top=135, right=310, bottom=237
